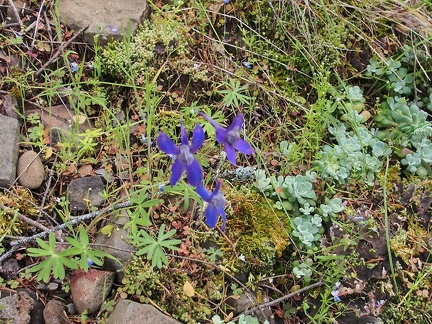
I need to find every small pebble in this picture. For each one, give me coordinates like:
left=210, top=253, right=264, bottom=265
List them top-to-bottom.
left=17, top=150, right=44, bottom=189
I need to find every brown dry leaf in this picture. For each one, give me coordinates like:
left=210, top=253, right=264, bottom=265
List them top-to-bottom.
left=207, top=3, right=224, bottom=23
left=0, top=51, right=11, bottom=63
left=25, top=105, right=93, bottom=132
left=45, top=147, right=53, bottom=159
left=62, top=163, right=77, bottom=176
left=78, top=164, right=93, bottom=177
left=183, top=280, right=195, bottom=297
left=224, top=312, right=234, bottom=322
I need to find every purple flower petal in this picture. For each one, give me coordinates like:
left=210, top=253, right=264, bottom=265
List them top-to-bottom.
left=200, top=113, right=222, bottom=129
left=227, top=114, right=243, bottom=131
left=180, top=122, right=189, bottom=145
left=190, top=124, right=205, bottom=153
left=215, top=127, right=228, bottom=145
left=157, top=132, right=180, bottom=155
left=233, top=138, right=254, bottom=155
left=224, top=143, right=237, bottom=165
left=170, top=159, right=185, bottom=186
left=186, top=159, right=203, bottom=186
left=213, top=180, right=222, bottom=194
left=196, top=185, right=212, bottom=202
left=205, top=204, right=219, bottom=228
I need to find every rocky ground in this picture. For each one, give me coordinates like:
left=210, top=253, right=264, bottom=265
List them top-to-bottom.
left=0, top=0, right=179, bottom=323
left=1, top=0, right=432, bottom=323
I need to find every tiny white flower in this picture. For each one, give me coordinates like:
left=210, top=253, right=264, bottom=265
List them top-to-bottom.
left=239, top=254, right=246, bottom=262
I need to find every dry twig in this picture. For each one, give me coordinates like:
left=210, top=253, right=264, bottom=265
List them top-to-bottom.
left=6, top=0, right=24, bottom=33
left=35, top=25, right=89, bottom=76
left=0, top=201, right=131, bottom=264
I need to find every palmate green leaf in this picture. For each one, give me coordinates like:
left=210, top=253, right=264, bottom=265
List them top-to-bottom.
left=131, top=225, right=181, bottom=269
left=27, top=232, right=80, bottom=282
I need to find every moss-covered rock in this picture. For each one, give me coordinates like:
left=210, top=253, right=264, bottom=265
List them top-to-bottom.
left=221, top=187, right=291, bottom=275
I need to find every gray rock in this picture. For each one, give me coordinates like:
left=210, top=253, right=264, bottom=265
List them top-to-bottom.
left=58, top=0, right=150, bottom=45
left=0, top=115, right=20, bottom=187
left=17, top=150, right=45, bottom=189
left=68, top=176, right=106, bottom=211
left=94, top=209, right=136, bottom=283
left=0, top=258, right=20, bottom=280
left=70, top=269, right=115, bottom=314
left=15, top=288, right=44, bottom=324
left=0, top=290, right=35, bottom=324
left=226, top=291, right=274, bottom=323
left=106, top=299, right=181, bottom=324
left=43, top=300, right=72, bottom=324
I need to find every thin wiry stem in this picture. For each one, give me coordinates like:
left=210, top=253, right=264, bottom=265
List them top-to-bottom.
left=383, top=156, right=398, bottom=294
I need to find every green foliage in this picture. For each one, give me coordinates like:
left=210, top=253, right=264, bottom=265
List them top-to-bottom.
left=100, top=14, right=197, bottom=81
left=368, top=57, right=432, bottom=176
left=217, top=79, right=251, bottom=108
left=313, top=121, right=391, bottom=185
left=58, top=128, right=105, bottom=162
left=254, top=168, right=345, bottom=247
left=255, top=170, right=318, bottom=210
left=125, top=190, right=162, bottom=235
left=291, top=215, right=322, bottom=248
left=131, top=224, right=181, bottom=269
left=65, top=227, right=115, bottom=272
left=27, top=228, right=116, bottom=282
left=27, top=232, right=78, bottom=282
left=202, top=246, right=223, bottom=262
left=118, top=256, right=160, bottom=298
left=292, top=259, right=313, bottom=282
left=212, top=314, right=269, bottom=324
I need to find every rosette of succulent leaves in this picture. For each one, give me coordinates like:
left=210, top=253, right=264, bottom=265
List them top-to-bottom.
left=254, top=170, right=344, bottom=248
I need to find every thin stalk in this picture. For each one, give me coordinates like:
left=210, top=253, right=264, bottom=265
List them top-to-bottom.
left=383, top=156, right=398, bottom=294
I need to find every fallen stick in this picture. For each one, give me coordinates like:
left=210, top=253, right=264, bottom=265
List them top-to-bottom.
left=7, top=0, right=24, bottom=33
left=0, top=201, right=130, bottom=264
left=231, top=280, right=324, bottom=321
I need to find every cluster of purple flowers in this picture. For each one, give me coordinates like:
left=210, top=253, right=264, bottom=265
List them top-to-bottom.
left=157, top=113, right=254, bottom=230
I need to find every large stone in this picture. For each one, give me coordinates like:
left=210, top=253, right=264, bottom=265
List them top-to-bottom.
left=58, top=0, right=150, bottom=45
left=0, top=115, right=20, bottom=187
left=17, top=150, right=45, bottom=189
left=68, top=176, right=106, bottom=211
left=95, top=209, right=136, bottom=282
left=70, top=269, right=115, bottom=314
left=0, top=290, right=35, bottom=324
left=106, top=299, right=181, bottom=324
left=43, top=300, right=72, bottom=324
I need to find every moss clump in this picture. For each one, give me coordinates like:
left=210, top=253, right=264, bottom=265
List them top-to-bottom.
left=100, top=13, right=208, bottom=82
left=0, top=188, right=39, bottom=236
left=222, top=188, right=291, bottom=275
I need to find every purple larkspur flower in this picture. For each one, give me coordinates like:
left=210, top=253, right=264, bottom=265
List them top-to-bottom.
left=107, top=24, right=119, bottom=35
left=243, top=61, right=251, bottom=69
left=70, top=62, right=78, bottom=73
left=200, top=113, right=254, bottom=165
left=157, top=122, right=204, bottom=187
left=196, top=181, right=226, bottom=230
left=331, top=282, right=341, bottom=302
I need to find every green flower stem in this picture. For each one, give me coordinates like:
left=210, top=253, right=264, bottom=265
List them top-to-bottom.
left=383, top=156, right=398, bottom=294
